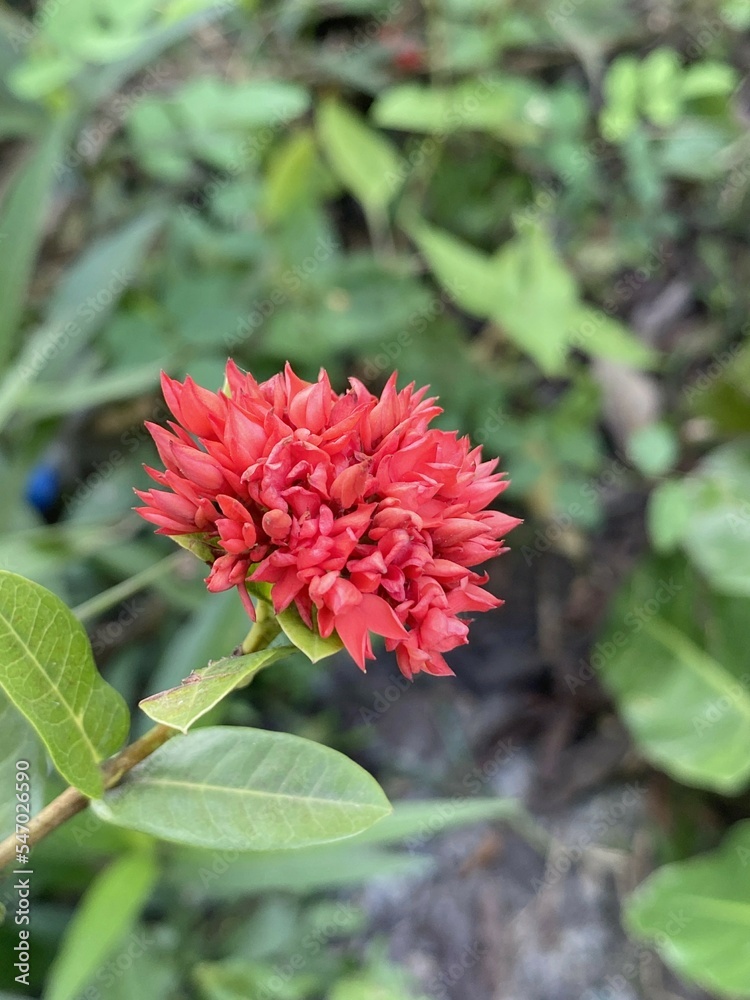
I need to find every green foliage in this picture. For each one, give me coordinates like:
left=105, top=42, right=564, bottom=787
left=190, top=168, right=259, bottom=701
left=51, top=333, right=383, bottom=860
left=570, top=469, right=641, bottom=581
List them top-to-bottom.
left=648, top=442, right=750, bottom=596
left=599, top=558, right=750, bottom=795
left=0, top=572, right=129, bottom=797
left=278, top=604, right=345, bottom=662
left=139, top=645, right=296, bottom=733
left=92, top=726, right=392, bottom=849
left=626, top=821, right=750, bottom=998
left=44, top=851, right=158, bottom=1000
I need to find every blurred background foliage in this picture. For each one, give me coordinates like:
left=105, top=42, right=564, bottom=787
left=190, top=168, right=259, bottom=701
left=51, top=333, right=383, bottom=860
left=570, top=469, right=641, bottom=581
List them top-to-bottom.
left=1, top=0, right=750, bottom=997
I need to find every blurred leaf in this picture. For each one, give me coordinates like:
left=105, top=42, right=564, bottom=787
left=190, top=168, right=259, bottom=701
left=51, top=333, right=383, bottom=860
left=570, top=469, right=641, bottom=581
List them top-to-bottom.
left=639, top=48, right=683, bottom=127
left=600, top=55, right=640, bottom=141
left=372, top=76, right=545, bottom=145
left=317, top=97, right=403, bottom=217
left=659, top=120, right=734, bottom=180
left=0, top=121, right=68, bottom=370
left=264, top=130, right=327, bottom=222
left=41, top=212, right=165, bottom=377
left=407, top=218, right=496, bottom=315
left=489, top=222, right=578, bottom=374
left=569, top=307, right=658, bottom=368
left=17, top=363, right=162, bottom=418
left=628, top=422, right=679, bottom=476
left=672, top=442, right=750, bottom=596
left=648, top=479, right=693, bottom=552
left=600, top=566, right=750, bottom=794
left=0, top=572, right=129, bottom=797
left=278, top=604, right=344, bottom=662
left=139, top=645, right=295, bottom=733
left=0, top=691, right=45, bottom=839
left=93, top=726, right=391, bottom=849
left=626, top=821, right=750, bottom=998
left=166, top=842, right=429, bottom=898
left=44, top=851, right=158, bottom=1000
left=194, top=960, right=317, bottom=1000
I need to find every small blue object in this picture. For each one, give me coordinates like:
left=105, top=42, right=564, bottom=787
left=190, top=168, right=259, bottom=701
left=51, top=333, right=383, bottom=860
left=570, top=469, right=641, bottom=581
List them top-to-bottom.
left=25, top=464, right=62, bottom=514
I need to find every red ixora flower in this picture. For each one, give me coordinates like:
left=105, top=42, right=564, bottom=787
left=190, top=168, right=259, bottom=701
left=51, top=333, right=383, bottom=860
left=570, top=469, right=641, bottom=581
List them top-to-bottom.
left=136, top=362, right=520, bottom=678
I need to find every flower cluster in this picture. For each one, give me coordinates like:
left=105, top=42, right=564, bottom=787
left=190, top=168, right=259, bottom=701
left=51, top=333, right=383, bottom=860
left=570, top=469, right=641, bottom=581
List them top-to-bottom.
left=136, top=363, right=519, bottom=678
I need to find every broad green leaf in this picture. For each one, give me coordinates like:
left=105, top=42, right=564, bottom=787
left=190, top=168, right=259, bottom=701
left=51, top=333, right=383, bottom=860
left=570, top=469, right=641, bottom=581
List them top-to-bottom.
left=372, top=76, right=544, bottom=145
left=317, top=98, right=403, bottom=216
left=0, top=120, right=69, bottom=370
left=407, top=219, right=497, bottom=316
left=410, top=219, right=593, bottom=374
left=489, top=222, right=579, bottom=375
left=569, top=307, right=658, bottom=368
left=628, top=422, right=679, bottom=477
left=673, top=442, right=750, bottom=596
left=648, top=479, right=693, bottom=552
left=0, top=572, right=129, bottom=797
left=277, top=603, right=344, bottom=662
left=600, top=606, right=750, bottom=794
left=139, top=645, right=295, bottom=733
left=0, top=691, right=45, bottom=839
left=92, top=726, right=391, bottom=849
left=163, top=797, right=535, bottom=897
left=626, top=821, right=750, bottom=998
left=166, top=843, right=429, bottom=899
left=44, top=851, right=158, bottom=1000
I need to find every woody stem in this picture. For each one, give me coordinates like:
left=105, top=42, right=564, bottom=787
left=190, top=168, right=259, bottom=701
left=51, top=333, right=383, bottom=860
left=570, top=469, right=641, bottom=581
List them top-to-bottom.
left=0, top=601, right=281, bottom=871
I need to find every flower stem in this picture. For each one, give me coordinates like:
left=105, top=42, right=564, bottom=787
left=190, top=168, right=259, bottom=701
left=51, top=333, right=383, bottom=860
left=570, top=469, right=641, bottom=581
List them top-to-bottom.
left=241, top=596, right=280, bottom=654
left=0, top=597, right=284, bottom=872
left=0, top=723, right=178, bottom=872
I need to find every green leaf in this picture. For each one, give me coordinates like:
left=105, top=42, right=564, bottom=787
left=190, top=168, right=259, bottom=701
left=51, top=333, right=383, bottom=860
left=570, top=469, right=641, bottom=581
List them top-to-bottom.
left=600, top=55, right=640, bottom=142
left=372, top=76, right=545, bottom=145
left=317, top=98, right=403, bottom=217
left=407, top=218, right=497, bottom=316
left=489, top=222, right=579, bottom=375
left=569, top=307, right=658, bottom=369
left=628, top=422, right=679, bottom=476
left=678, top=442, right=750, bottom=596
left=648, top=479, right=693, bottom=553
left=0, top=572, right=130, bottom=797
left=600, top=586, right=750, bottom=793
left=277, top=603, right=344, bottom=662
left=139, top=645, right=295, bottom=733
left=0, top=691, right=45, bottom=839
left=92, top=726, right=391, bottom=849
left=626, top=821, right=750, bottom=998
left=166, top=842, right=429, bottom=898
left=44, top=851, right=158, bottom=1000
